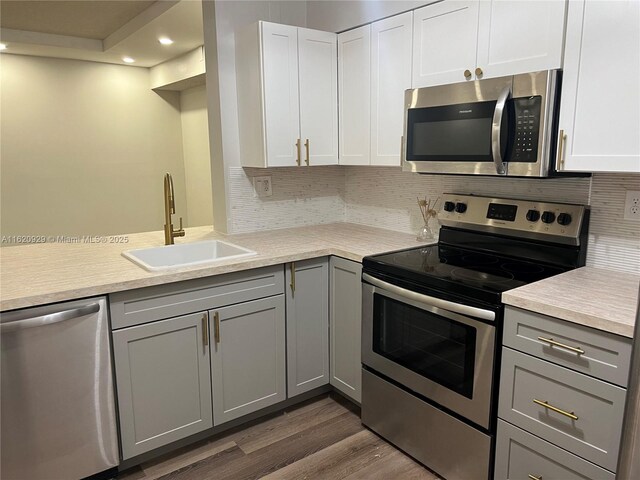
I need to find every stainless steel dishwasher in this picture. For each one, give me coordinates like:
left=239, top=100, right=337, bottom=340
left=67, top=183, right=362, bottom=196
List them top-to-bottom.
left=1, top=297, right=119, bottom=479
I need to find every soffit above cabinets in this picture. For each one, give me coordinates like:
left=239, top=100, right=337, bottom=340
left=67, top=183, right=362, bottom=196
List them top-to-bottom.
left=0, top=0, right=204, bottom=68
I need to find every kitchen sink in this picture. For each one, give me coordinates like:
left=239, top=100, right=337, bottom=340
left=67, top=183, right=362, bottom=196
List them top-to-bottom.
left=122, top=240, right=256, bottom=272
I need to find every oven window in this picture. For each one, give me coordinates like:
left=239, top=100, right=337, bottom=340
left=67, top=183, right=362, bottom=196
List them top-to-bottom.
left=372, top=294, right=476, bottom=399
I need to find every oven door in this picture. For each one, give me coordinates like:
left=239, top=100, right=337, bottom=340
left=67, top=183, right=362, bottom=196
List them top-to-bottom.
left=362, top=276, right=495, bottom=429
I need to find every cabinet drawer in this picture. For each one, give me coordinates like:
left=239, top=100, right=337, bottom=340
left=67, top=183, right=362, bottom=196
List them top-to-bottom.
left=110, top=265, right=284, bottom=329
left=504, top=306, right=632, bottom=387
left=498, top=348, right=626, bottom=471
left=495, top=420, right=615, bottom=480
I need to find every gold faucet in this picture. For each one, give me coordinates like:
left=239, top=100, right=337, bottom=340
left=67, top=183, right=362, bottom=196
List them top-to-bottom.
left=163, top=173, right=185, bottom=245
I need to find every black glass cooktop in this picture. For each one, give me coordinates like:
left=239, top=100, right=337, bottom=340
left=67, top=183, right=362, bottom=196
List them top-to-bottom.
left=363, top=243, right=568, bottom=305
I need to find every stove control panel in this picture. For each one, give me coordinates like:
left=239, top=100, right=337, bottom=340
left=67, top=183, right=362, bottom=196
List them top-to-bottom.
left=438, top=194, right=588, bottom=245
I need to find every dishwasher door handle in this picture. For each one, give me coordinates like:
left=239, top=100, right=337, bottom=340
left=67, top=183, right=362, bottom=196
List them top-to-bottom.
left=0, top=303, right=100, bottom=333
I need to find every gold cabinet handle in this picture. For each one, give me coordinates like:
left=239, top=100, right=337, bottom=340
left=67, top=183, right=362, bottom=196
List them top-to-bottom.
left=475, top=67, right=483, bottom=77
left=464, top=69, right=472, bottom=79
left=557, top=129, right=566, bottom=170
left=295, top=138, right=302, bottom=166
left=304, top=139, right=310, bottom=166
left=290, top=262, right=296, bottom=295
left=214, top=311, right=220, bottom=344
left=202, top=313, right=208, bottom=348
left=538, top=336, right=585, bottom=355
left=533, top=399, right=579, bottom=420
left=528, top=475, right=542, bottom=480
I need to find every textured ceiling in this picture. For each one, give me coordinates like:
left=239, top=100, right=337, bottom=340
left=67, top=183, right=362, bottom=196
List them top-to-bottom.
left=0, top=1, right=157, bottom=39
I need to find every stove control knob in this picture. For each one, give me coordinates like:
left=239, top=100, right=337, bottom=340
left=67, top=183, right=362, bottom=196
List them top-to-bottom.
left=443, top=201, right=456, bottom=212
left=455, top=202, right=467, bottom=214
left=526, top=209, right=540, bottom=222
left=541, top=211, right=556, bottom=224
left=557, top=213, right=572, bottom=226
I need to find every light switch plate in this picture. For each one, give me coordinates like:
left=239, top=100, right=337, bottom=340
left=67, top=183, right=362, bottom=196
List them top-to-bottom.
left=253, top=176, right=273, bottom=197
left=624, top=190, right=640, bottom=221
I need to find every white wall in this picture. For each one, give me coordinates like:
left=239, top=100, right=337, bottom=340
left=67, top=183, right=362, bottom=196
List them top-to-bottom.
left=306, top=0, right=433, bottom=32
left=0, top=54, right=188, bottom=239
left=180, top=85, right=213, bottom=227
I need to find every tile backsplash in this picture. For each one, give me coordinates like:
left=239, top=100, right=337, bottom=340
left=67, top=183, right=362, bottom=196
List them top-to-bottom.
left=228, top=166, right=345, bottom=233
left=230, top=166, right=640, bottom=274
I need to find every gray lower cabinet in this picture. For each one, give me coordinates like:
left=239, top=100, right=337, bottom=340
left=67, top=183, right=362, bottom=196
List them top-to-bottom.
left=329, top=257, right=362, bottom=403
left=285, top=258, right=330, bottom=397
left=209, top=295, right=286, bottom=425
left=113, top=312, right=213, bottom=460
left=499, top=347, right=626, bottom=472
left=495, top=420, right=615, bottom=480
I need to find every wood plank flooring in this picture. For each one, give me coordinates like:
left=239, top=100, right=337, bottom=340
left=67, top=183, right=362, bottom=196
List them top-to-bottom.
left=117, top=394, right=439, bottom=480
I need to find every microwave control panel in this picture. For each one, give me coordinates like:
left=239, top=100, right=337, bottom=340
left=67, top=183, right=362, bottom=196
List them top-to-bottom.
left=508, top=96, right=542, bottom=162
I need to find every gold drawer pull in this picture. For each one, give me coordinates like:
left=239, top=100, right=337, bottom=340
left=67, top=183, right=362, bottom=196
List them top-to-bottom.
left=557, top=129, right=566, bottom=170
left=295, top=138, right=302, bottom=166
left=304, top=139, right=310, bottom=166
left=214, top=311, right=221, bottom=344
left=202, top=313, right=208, bottom=347
left=538, top=336, right=585, bottom=355
left=533, top=399, right=579, bottom=420
left=528, top=475, right=542, bottom=480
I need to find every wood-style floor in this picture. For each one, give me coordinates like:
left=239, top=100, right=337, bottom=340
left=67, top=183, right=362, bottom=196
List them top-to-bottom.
left=117, top=394, right=439, bottom=480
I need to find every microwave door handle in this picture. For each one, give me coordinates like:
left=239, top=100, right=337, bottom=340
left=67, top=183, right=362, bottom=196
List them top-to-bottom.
left=491, top=86, right=511, bottom=175
left=362, top=273, right=495, bottom=321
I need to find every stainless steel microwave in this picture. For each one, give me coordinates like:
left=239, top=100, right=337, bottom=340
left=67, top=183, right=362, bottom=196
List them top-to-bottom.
left=402, top=70, right=561, bottom=177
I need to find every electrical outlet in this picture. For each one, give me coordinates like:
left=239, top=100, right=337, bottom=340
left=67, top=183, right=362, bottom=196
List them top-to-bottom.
left=253, top=176, right=273, bottom=197
left=624, top=190, right=640, bottom=221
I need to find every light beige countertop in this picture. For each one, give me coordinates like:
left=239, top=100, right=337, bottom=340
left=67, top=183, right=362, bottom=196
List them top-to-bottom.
left=0, top=223, right=429, bottom=311
left=502, top=267, right=640, bottom=338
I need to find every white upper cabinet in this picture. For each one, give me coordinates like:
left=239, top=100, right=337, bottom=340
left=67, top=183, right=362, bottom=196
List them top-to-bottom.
left=412, top=0, right=566, bottom=88
left=557, top=0, right=640, bottom=173
left=412, top=1, right=479, bottom=88
left=476, top=1, right=566, bottom=80
left=371, top=12, right=413, bottom=166
left=338, top=13, right=412, bottom=166
left=236, top=22, right=338, bottom=168
left=261, top=23, right=301, bottom=167
left=338, top=25, right=371, bottom=166
left=298, top=28, right=339, bottom=166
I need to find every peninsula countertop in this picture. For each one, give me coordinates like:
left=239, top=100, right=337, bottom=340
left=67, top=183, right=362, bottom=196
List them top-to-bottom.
left=0, top=223, right=429, bottom=311
left=502, top=266, right=640, bottom=338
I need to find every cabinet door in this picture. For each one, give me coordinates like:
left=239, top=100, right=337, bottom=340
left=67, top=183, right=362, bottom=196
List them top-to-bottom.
left=476, top=0, right=565, bottom=80
left=558, top=0, right=640, bottom=173
left=412, top=1, right=479, bottom=88
left=371, top=12, right=413, bottom=166
left=261, top=22, right=301, bottom=167
left=338, top=25, right=371, bottom=166
left=298, top=28, right=338, bottom=166
left=329, top=257, right=362, bottom=403
left=286, top=258, right=329, bottom=397
left=210, top=296, right=286, bottom=425
left=113, top=312, right=213, bottom=459
left=495, top=420, right=616, bottom=480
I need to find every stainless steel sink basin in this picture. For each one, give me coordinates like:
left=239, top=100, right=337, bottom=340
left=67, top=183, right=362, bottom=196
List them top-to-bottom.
left=122, top=240, right=256, bottom=272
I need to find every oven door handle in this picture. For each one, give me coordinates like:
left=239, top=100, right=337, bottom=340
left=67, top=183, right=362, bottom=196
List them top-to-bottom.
left=491, top=86, right=510, bottom=175
left=363, top=273, right=496, bottom=322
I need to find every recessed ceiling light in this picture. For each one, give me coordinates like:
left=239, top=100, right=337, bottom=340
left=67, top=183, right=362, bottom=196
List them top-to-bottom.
left=158, top=37, right=174, bottom=45
left=0, top=44, right=7, bottom=51
left=122, top=57, right=135, bottom=63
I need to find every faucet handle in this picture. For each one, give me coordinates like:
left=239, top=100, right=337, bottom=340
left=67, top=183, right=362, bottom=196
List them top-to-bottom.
left=175, top=217, right=185, bottom=237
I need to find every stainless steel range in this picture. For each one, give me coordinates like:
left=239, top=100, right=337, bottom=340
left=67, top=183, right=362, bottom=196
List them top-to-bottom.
left=361, top=194, right=590, bottom=480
